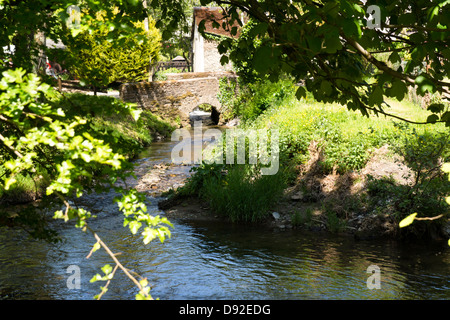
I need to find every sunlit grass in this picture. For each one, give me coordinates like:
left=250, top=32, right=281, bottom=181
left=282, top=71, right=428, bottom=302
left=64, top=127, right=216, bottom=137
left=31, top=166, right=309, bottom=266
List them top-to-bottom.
left=247, top=96, right=447, bottom=173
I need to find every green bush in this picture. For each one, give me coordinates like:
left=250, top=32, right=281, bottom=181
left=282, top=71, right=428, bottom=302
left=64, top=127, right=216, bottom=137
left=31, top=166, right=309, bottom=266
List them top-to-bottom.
left=217, top=77, right=296, bottom=122
left=52, top=93, right=174, bottom=159
left=366, top=127, right=450, bottom=239
left=394, top=128, right=449, bottom=217
left=291, top=208, right=314, bottom=228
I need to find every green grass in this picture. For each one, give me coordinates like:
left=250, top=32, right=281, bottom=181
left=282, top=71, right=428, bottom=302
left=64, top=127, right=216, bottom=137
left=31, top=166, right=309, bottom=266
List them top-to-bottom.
left=0, top=93, right=175, bottom=205
left=246, top=96, right=447, bottom=173
left=0, top=166, right=50, bottom=204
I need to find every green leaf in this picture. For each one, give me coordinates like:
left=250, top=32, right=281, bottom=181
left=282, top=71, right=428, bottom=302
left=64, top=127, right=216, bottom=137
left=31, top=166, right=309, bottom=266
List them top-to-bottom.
left=352, top=3, right=365, bottom=14
left=427, top=6, right=440, bottom=22
left=342, top=19, right=362, bottom=38
left=212, top=20, right=220, bottom=29
left=249, top=22, right=268, bottom=37
left=306, top=35, right=322, bottom=53
left=323, top=35, right=342, bottom=53
left=252, top=45, right=272, bottom=73
left=388, top=51, right=401, bottom=64
left=220, top=55, right=229, bottom=65
left=415, top=75, right=435, bottom=95
left=320, top=80, right=333, bottom=96
left=390, top=80, right=408, bottom=100
left=295, top=86, right=306, bottom=100
left=368, top=86, right=383, bottom=106
left=427, top=103, right=445, bottom=113
left=440, top=111, right=450, bottom=126
left=427, top=114, right=439, bottom=123
left=80, top=153, right=91, bottom=163
left=399, top=213, right=417, bottom=228
left=129, top=220, right=142, bottom=234
left=142, top=227, right=157, bottom=244
left=92, top=241, right=101, bottom=253
left=101, top=264, right=113, bottom=275
left=90, top=273, right=103, bottom=283
left=139, top=278, right=149, bottom=288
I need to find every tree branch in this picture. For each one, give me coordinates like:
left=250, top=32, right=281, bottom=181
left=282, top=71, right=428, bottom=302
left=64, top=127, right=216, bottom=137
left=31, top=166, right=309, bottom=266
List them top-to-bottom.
left=86, top=226, right=152, bottom=300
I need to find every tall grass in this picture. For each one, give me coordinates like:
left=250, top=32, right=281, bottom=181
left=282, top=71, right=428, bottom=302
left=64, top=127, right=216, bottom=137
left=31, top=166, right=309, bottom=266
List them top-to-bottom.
left=199, top=165, right=286, bottom=222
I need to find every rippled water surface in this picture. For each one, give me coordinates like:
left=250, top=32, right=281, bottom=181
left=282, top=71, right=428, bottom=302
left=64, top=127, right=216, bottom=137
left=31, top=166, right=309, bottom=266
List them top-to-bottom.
left=0, top=208, right=449, bottom=300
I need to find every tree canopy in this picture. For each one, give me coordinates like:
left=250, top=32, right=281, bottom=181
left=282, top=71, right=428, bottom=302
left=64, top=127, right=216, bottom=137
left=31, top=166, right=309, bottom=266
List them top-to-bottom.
left=175, top=0, right=450, bottom=125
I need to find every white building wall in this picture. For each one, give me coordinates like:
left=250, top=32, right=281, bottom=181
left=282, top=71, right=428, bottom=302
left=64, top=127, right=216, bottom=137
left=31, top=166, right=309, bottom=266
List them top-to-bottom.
left=192, top=24, right=205, bottom=72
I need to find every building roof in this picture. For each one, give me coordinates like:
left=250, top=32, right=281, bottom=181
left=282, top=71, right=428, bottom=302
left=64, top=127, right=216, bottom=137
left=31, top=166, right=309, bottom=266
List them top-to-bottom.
left=192, top=7, right=243, bottom=38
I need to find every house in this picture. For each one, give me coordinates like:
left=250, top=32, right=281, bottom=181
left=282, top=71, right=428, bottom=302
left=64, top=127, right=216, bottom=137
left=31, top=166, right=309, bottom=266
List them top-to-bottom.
left=191, top=7, right=243, bottom=73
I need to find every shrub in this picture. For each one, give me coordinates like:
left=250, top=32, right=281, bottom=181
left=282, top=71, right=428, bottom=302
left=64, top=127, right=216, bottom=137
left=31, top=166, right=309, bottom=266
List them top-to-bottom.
left=217, top=77, right=296, bottom=122
left=51, top=93, right=174, bottom=159
left=366, top=127, right=450, bottom=239
left=393, top=128, right=449, bottom=218
left=291, top=208, right=314, bottom=228
left=325, top=210, right=347, bottom=233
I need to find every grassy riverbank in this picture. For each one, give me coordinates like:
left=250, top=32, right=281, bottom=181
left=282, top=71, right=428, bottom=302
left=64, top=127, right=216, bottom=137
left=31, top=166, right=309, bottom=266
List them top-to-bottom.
left=166, top=79, right=449, bottom=242
left=0, top=92, right=175, bottom=205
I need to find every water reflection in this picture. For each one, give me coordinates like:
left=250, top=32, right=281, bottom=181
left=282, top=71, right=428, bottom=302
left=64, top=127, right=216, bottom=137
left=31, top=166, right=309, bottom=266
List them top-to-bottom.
left=0, top=212, right=449, bottom=300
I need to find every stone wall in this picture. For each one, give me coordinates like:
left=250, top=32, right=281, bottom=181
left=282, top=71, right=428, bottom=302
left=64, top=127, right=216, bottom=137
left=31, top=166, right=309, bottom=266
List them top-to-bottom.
left=120, top=73, right=237, bottom=127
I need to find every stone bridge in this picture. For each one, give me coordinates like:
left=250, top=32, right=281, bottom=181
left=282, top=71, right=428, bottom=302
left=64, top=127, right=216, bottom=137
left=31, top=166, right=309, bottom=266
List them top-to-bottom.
left=119, top=71, right=237, bottom=127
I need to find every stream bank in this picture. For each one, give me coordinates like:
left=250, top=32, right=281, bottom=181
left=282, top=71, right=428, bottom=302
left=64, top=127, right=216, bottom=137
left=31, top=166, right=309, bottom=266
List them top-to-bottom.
left=155, top=141, right=450, bottom=244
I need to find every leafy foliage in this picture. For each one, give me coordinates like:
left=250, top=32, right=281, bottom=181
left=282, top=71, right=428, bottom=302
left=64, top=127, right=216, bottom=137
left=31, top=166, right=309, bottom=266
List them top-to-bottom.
left=0, top=0, right=177, bottom=300
left=191, top=0, right=450, bottom=126
left=64, top=18, right=161, bottom=91
left=0, top=68, right=172, bottom=299
left=218, top=77, right=296, bottom=122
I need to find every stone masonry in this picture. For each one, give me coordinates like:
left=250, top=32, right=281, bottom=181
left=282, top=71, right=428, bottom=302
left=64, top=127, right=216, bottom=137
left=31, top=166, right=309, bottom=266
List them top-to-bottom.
left=119, top=71, right=237, bottom=127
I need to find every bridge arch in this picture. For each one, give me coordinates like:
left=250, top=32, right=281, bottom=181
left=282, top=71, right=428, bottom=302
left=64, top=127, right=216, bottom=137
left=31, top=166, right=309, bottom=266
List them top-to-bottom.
left=119, top=72, right=237, bottom=127
left=189, top=103, right=221, bottom=126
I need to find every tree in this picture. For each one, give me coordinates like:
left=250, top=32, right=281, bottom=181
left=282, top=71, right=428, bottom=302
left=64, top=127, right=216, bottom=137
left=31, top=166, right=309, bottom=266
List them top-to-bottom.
left=0, top=0, right=171, bottom=300
left=162, top=0, right=450, bottom=126
left=64, top=13, right=162, bottom=93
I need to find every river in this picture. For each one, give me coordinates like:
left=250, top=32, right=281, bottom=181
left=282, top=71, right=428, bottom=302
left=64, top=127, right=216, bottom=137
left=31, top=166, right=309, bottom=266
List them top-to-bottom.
left=0, top=125, right=448, bottom=300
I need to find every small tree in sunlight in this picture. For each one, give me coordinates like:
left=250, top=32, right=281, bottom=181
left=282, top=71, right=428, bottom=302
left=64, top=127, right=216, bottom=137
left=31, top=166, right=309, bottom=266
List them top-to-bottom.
left=65, top=13, right=161, bottom=94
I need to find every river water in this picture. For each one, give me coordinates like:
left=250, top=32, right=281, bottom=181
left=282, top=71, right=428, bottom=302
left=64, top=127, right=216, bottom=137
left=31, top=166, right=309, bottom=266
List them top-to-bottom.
left=0, top=126, right=449, bottom=300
